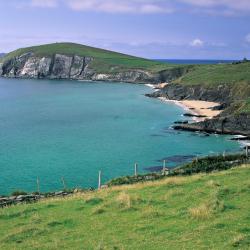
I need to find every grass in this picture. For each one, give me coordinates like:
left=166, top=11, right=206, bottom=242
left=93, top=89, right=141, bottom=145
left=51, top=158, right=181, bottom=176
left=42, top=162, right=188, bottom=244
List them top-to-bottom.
left=0, top=42, right=176, bottom=73
left=174, top=61, right=250, bottom=86
left=0, top=165, right=249, bottom=249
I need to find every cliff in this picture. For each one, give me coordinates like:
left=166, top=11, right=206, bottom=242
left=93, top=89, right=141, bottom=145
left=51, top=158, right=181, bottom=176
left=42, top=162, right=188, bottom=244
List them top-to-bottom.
left=0, top=43, right=189, bottom=84
left=147, top=81, right=250, bottom=135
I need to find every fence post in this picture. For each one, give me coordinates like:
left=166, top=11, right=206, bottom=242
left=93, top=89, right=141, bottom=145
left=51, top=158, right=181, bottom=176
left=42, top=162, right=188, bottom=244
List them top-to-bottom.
left=246, top=145, right=249, bottom=158
left=223, top=151, right=226, bottom=159
left=162, top=160, right=166, bottom=175
left=134, top=163, right=138, bottom=176
left=98, top=171, right=102, bottom=189
left=36, top=177, right=40, bottom=195
left=61, top=177, right=66, bottom=190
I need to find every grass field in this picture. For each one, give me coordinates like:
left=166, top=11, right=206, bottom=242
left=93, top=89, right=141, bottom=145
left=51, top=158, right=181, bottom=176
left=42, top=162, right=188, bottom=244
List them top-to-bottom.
left=0, top=42, right=175, bottom=73
left=174, top=62, right=250, bottom=86
left=0, top=165, right=249, bottom=249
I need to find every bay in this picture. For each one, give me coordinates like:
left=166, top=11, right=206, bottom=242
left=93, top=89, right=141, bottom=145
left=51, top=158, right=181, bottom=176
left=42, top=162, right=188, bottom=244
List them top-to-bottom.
left=0, top=78, right=239, bottom=194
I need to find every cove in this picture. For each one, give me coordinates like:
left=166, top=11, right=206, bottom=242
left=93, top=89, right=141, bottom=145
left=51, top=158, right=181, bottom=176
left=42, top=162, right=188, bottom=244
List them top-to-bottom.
left=0, top=78, right=240, bottom=194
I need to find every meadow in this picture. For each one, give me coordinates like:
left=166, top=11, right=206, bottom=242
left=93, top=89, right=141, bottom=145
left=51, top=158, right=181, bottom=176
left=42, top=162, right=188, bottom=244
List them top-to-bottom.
left=0, top=164, right=249, bottom=249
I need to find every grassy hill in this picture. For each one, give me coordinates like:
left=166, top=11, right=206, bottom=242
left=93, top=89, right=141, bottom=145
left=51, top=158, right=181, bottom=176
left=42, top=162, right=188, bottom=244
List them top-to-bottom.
left=0, top=42, right=175, bottom=73
left=172, top=61, right=250, bottom=114
left=174, top=61, right=250, bottom=86
left=0, top=165, right=249, bottom=249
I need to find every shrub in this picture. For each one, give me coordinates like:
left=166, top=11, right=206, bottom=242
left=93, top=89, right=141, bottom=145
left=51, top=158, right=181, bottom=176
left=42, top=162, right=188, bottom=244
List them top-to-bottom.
left=11, top=190, right=27, bottom=196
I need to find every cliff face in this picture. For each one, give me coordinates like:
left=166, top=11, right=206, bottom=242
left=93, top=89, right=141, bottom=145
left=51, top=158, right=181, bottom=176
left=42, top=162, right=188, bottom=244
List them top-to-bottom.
left=0, top=53, right=182, bottom=84
left=1, top=53, right=94, bottom=80
left=147, top=83, right=250, bottom=135
left=147, top=83, right=233, bottom=104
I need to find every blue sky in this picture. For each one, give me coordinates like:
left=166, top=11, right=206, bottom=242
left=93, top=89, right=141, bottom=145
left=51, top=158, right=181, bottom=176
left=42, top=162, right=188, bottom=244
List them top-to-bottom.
left=0, top=0, right=250, bottom=59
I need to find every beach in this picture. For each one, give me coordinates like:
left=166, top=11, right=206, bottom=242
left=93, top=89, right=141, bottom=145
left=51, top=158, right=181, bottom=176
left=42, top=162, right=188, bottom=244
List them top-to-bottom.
left=157, top=97, right=222, bottom=121
left=179, top=100, right=222, bottom=119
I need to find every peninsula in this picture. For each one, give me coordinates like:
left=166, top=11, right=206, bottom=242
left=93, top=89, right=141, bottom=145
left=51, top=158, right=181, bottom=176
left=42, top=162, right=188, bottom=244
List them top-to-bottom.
left=1, top=42, right=250, bottom=135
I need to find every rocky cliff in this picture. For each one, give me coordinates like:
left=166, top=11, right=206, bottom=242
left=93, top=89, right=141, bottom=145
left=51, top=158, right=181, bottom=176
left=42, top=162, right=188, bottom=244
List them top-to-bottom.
left=0, top=52, right=186, bottom=84
left=147, top=83, right=250, bottom=135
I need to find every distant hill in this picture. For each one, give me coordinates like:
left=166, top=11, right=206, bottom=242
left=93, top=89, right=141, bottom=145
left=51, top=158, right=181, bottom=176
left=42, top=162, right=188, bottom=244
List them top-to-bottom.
left=0, top=42, right=187, bottom=83
left=1, top=42, right=249, bottom=134
left=0, top=53, right=5, bottom=58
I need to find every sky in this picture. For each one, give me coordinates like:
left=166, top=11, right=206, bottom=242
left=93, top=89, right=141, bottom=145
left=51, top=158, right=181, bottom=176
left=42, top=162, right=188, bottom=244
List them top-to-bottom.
left=0, top=0, right=250, bottom=59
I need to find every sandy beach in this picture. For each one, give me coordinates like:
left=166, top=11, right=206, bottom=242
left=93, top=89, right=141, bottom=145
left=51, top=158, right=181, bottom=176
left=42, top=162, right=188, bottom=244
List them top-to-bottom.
left=145, top=84, right=222, bottom=121
left=157, top=97, right=222, bottom=121
left=179, top=100, right=222, bottom=119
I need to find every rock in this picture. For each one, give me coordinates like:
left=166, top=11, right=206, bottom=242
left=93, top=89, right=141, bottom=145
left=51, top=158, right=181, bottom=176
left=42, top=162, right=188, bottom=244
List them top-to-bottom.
left=0, top=53, right=185, bottom=83
left=51, top=54, right=73, bottom=79
left=173, top=113, right=250, bottom=135
left=183, top=113, right=207, bottom=118
left=174, top=120, right=189, bottom=124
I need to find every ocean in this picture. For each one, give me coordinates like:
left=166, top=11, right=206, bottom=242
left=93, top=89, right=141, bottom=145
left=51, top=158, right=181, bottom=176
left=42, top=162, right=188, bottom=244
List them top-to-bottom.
left=154, top=59, right=237, bottom=65
left=0, top=78, right=240, bottom=194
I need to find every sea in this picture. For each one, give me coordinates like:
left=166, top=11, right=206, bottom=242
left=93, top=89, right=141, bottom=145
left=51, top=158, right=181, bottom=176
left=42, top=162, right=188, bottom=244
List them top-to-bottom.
left=154, top=59, right=237, bottom=64
left=0, top=77, right=240, bottom=194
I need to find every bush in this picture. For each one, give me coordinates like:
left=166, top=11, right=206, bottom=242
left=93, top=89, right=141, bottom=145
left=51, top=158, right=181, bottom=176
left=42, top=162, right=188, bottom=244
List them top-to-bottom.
left=11, top=190, right=27, bottom=196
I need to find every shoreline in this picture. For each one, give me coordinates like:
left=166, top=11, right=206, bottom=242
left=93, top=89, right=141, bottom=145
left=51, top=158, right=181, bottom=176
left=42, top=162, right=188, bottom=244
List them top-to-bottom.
left=145, top=83, right=221, bottom=121
left=157, top=97, right=222, bottom=122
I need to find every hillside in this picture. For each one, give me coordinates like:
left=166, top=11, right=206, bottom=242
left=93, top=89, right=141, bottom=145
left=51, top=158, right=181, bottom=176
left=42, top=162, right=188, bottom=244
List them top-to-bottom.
left=1, top=42, right=249, bottom=134
left=0, top=43, right=188, bottom=83
left=0, top=43, right=171, bottom=71
left=147, top=60, right=250, bottom=135
left=173, top=61, right=250, bottom=113
left=174, top=61, right=250, bottom=86
left=0, top=165, right=249, bottom=249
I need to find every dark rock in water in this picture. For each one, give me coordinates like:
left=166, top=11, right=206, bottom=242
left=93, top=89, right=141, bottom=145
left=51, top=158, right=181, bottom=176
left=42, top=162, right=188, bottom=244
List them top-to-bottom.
left=174, top=113, right=250, bottom=136
left=183, top=113, right=207, bottom=118
left=174, top=120, right=189, bottom=124
left=163, top=128, right=181, bottom=134
left=203, top=133, right=210, bottom=137
left=150, top=134, right=166, bottom=137
left=158, top=155, right=196, bottom=164
left=144, top=166, right=164, bottom=172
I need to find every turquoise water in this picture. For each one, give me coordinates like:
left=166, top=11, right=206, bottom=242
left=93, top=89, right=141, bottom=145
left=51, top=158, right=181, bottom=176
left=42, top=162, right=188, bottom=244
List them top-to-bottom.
left=0, top=78, right=239, bottom=194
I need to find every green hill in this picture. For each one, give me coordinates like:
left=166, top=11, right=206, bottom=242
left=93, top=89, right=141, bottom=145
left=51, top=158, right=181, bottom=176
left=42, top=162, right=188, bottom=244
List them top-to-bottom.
left=0, top=42, right=174, bottom=73
left=173, top=61, right=250, bottom=114
left=174, top=61, right=250, bottom=86
left=0, top=165, right=249, bottom=249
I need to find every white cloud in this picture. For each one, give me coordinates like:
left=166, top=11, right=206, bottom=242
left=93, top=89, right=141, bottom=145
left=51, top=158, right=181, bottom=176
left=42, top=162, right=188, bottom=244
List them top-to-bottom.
left=11, top=0, right=250, bottom=15
left=31, top=0, right=58, bottom=8
left=66, top=0, right=174, bottom=14
left=179, top=0, right=250, bottom=13
left=246, top=34, right=250, bottom=43
left=190, top=39, right=204, bottom=47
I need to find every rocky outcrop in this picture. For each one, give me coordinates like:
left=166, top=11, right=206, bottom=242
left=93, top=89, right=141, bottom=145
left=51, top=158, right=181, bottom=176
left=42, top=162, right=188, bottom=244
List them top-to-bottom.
left=0, top=53, right=185, bottom=83
left=146, top=83, right=234, bottom=105
left=147, top=83, right=250, bottom=135
left=174, top=114, right=250, bottom=135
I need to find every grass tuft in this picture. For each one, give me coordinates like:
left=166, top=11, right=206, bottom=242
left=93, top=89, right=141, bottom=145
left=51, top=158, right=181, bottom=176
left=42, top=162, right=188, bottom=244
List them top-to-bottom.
left=116, top=192, right=132, bottom=209
left=92, top=205, right=106, bottom=215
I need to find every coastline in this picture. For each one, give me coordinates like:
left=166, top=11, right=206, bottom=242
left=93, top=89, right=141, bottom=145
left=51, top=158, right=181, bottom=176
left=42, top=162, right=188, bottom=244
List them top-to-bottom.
left=145, top=84, right=222, bottom=122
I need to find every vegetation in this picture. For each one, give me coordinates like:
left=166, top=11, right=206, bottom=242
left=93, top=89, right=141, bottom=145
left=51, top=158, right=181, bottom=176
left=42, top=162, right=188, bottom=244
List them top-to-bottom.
left=0, top=42, right=176, bottom=73
left=172, top=60, right=250, bottom=115
left=174, top=61, right=250, bottom=86
left=174, top=153, right=248, bottom=175
left=107, top=154, right=248, bottom=186
left=0, top=164, right=249, bottom=249
left=10, top=190, right=27, bottom=196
